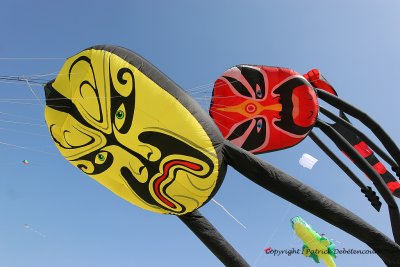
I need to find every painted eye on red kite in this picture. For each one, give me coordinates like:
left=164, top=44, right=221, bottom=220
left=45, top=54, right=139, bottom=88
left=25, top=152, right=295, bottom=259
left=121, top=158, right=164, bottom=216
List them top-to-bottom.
left=256, top=119, right=263, bottom=132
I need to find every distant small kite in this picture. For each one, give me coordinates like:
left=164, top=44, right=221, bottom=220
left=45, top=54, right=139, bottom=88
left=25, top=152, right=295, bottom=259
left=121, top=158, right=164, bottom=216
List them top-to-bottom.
left=299, top=153, right=318, bottom=169
left=22, top=159, right=29, bottom=165
left=23, top=224, right=45, bottom=237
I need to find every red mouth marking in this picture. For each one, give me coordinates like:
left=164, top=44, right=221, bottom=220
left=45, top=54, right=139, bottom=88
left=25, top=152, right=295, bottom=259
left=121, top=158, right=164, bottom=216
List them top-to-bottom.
left=154, top=160, right=202, bottom=208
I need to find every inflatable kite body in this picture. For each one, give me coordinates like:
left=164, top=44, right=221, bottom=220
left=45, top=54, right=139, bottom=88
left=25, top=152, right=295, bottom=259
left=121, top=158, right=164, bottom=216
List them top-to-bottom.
left=43, top=46, right=400, bottom=266
left=44, top=46, right=226, bottom=215
left=209, top=65, right=318, bottom=153
left=209, top=65, right=400, bottom=237
left=291, top=216, right=336, bottom=267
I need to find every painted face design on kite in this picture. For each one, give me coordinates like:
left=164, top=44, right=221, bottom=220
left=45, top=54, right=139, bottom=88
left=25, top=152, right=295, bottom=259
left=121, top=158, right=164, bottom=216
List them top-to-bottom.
left=44, top=48, right=223, bottom=215
left=209, top=65, right=318, bottom=153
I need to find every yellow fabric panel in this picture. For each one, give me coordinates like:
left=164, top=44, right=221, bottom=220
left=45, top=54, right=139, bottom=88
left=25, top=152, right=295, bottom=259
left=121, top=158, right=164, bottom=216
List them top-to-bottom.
left=45, top=48, right=220, bottom=214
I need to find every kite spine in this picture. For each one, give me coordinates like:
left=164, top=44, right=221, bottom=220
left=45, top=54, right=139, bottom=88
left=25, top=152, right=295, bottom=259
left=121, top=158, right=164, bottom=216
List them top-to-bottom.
left=179, top=210, right=250, bottom=267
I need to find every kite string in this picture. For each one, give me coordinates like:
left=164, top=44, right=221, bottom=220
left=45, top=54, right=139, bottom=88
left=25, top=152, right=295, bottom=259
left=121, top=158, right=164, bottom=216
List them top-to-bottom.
left=0, top=57, right=65, bottom=60
left=0, top=71, right=240, bottom=139
left=0, top=72, right=230, bottom=112
left=23, top=78, right=45, bottom=107
left=0, top=100, right=44, bottom=106
left=0, top=118, right=47, bottom=127
left=0, top=126, right=48, bottom=137
left=0, top=140, right=57, bottom=156
left=211, top=198, right=247, bottom=229
left=252, top=204, right=292, bottom=267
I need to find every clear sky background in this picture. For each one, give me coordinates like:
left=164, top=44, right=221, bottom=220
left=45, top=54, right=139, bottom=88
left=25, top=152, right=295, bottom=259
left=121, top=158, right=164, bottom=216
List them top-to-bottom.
left=1, top=1, right=400, bottom=266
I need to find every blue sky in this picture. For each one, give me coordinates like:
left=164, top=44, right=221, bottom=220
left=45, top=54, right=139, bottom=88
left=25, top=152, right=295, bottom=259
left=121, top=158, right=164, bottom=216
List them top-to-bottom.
left=1, top=1, right=400, bottom=266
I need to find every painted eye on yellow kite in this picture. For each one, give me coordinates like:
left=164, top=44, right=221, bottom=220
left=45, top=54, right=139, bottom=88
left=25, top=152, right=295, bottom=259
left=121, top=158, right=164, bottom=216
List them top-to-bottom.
left=114, top=104, right=126, bottom=130
left=116, top=109, right=125, bottom=119
left=95, top=152, right=108, bottom=164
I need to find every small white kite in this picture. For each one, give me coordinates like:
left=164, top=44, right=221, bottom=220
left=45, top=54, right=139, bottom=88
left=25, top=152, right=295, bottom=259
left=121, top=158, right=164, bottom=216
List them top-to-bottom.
left=299, top=153, right=318, bottom=169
